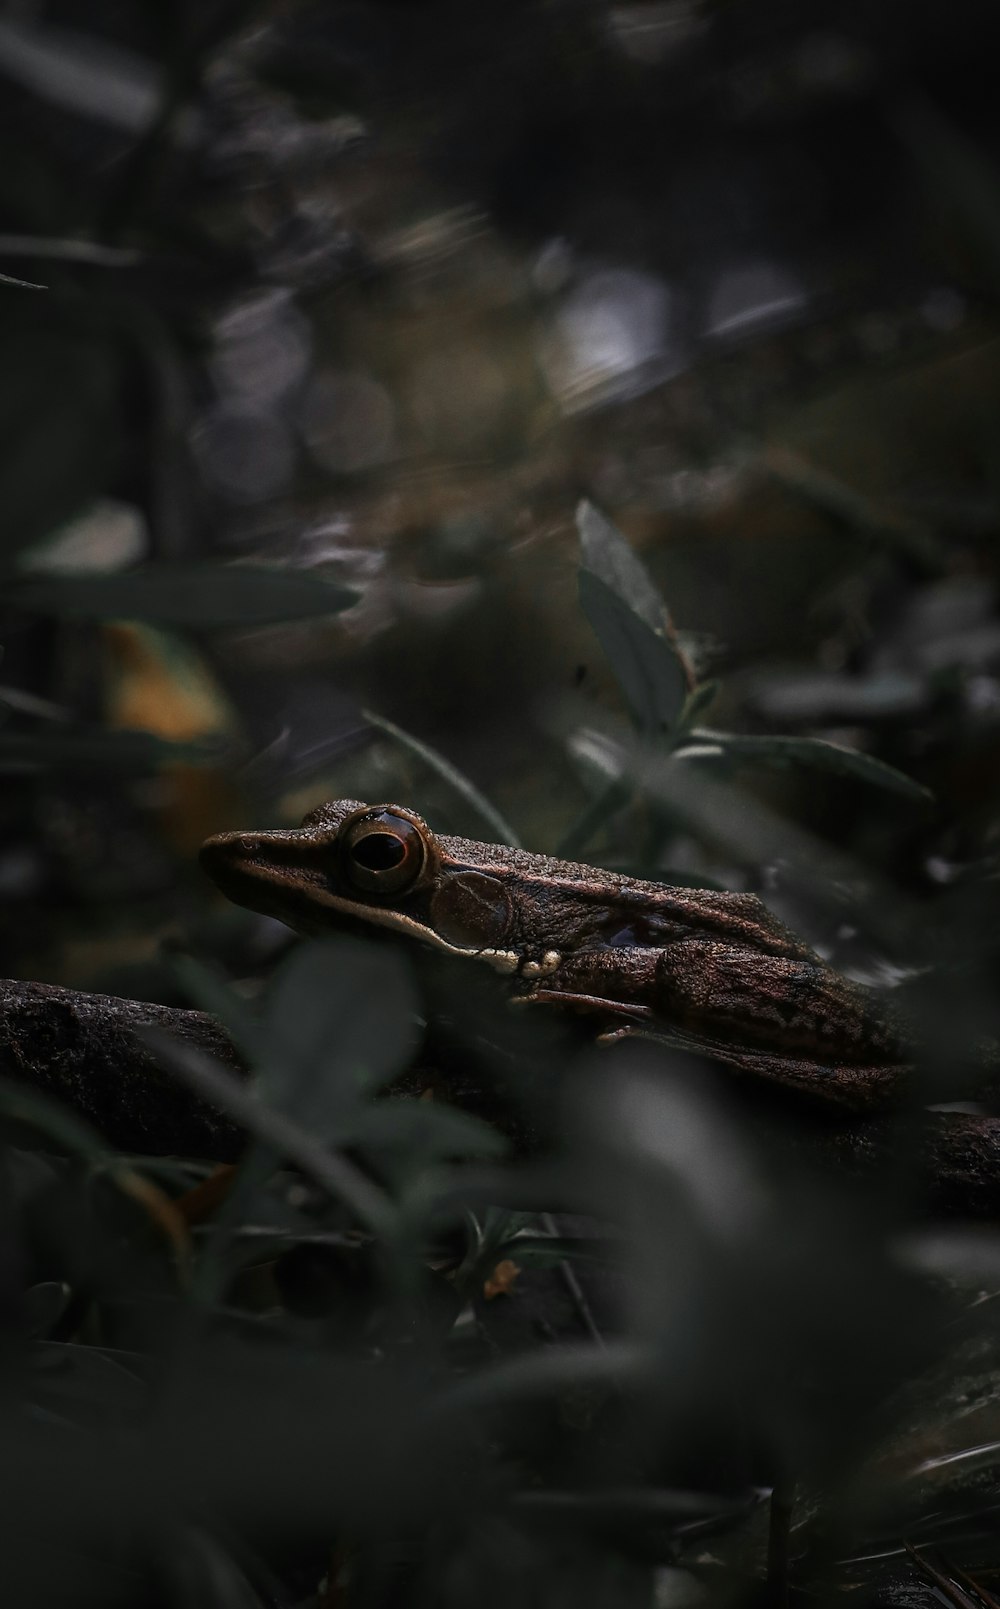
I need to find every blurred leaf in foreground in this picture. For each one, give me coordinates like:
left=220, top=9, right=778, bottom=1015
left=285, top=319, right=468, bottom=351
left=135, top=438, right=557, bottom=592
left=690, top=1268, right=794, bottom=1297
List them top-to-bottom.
left=8, top=563, right=357, bottom=625
left=174, top=938, right=499, bottom=1197
left=258, top=938, right=419, bottom=1135
left=145, top=1027, right=396, bottom=1236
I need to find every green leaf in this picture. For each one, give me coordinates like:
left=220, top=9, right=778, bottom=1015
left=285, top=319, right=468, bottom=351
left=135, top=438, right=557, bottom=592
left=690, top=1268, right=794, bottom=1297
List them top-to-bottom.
left=576, top=499, right=671, bottom=635
left=576, top=500, right=693, bottom=738
left=8, top=563, right=357, bottom=626
left=579, top=569, right=688, bottom=737
left=675, top=679, right=719, bottom=735
left=0, top=727, right=222, bottom=773
left=678, top=729, right=933, bottom=802
left=258, top=938, right=419, bottom=1134
left=170, top=953, right=262, bottom=1065
left=142, top=1027, right=396, bottom=1236
left=347, top=1100, right=506, bottom=1163
left=501, top=1232, right=615, bottom=1266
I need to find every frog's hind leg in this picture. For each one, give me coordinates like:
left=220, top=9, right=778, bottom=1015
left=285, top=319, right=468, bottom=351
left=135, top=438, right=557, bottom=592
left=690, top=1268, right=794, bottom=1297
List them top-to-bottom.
left=597, top=1022, right=908, bottom=1113
left=687, top=1037, right=908, bottom=1111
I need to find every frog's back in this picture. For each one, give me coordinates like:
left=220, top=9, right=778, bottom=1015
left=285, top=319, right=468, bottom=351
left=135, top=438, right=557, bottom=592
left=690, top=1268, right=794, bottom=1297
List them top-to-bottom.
left=435, top=832, right=818, bottom=961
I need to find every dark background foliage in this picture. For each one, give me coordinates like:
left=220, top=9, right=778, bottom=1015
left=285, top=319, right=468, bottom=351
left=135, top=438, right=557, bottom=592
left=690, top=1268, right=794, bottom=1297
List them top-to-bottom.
left=2, top=2, right=1000, bottom=1605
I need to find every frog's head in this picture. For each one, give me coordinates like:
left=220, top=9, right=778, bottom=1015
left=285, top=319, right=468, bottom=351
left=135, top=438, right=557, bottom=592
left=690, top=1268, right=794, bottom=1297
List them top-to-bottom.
left=200, top=799, right=523, bottom=972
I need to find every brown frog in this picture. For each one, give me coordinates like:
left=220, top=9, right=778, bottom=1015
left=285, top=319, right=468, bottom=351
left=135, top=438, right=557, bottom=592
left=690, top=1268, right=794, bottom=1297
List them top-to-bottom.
left=200, top=799, right=910, bottom=1111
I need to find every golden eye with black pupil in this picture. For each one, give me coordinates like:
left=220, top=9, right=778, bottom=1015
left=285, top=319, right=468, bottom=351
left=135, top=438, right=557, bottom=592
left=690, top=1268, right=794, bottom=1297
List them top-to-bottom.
left=339, top=810, right=427, bottom=894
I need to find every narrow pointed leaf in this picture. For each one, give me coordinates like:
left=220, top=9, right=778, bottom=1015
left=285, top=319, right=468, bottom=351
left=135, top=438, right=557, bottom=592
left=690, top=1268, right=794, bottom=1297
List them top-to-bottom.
left=576, top=500, right=671, bottom=635
left=579, top=569, right=688, bottom=737
left=363, top=709, right=521, bottom=846
left=679, top=729, right=932, bottom=802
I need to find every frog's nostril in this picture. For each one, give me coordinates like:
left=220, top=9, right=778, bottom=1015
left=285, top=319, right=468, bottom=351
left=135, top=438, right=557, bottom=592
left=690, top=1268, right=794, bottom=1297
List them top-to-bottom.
left=199, top=833, right=244, bottom=873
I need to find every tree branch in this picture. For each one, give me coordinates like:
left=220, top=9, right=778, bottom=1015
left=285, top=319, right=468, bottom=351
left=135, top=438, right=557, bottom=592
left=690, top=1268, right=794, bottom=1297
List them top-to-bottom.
left=0, top=978, right=245, bottom=1159
left=1, top=978, right=999, bottom=1219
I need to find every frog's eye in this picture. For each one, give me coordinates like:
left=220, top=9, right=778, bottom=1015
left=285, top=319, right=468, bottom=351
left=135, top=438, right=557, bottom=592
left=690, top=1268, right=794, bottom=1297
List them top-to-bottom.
left=339, top=809, right=427, bottom=894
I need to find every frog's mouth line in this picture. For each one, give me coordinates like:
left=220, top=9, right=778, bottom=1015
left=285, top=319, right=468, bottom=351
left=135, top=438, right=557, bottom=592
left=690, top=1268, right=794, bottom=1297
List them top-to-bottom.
left=201, top=845, right=525, bottom=976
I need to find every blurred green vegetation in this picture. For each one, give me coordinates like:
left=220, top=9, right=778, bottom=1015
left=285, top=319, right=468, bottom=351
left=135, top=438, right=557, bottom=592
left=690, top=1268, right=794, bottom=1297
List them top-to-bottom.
left=3, top=2, right=1000, bottom=1605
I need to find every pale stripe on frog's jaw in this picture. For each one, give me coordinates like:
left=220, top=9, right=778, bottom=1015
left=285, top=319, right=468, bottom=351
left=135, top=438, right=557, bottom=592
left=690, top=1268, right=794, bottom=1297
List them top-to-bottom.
left=200, top=829, right=544, bottom=975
